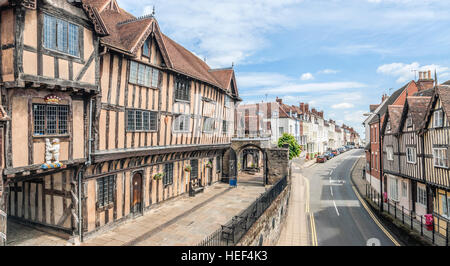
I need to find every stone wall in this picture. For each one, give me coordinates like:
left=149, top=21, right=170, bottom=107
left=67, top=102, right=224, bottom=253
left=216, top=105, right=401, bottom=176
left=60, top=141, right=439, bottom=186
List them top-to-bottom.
left=266, top=148, right=289, bottom=185
left=236, top=182, right=290, bottom=246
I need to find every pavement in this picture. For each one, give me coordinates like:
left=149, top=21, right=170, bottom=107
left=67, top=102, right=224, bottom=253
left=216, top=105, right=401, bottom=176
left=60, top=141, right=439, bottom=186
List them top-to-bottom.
left=302, top=149, right=398, bottom=246
left=277, top=158, right=312, bottom=246
left=81, top=181, right=266, bottom=246
left=6, top=220, right=70, bottom=246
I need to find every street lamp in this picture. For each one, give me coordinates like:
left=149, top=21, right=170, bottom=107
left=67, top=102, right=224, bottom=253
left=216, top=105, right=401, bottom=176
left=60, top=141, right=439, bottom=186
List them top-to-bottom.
left=363, top=112, right=383, bottom=212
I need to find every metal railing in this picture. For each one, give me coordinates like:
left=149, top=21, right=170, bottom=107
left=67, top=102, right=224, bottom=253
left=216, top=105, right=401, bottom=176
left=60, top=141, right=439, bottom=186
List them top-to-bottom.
left=197, top=175, right=288, bottom=246
left=365, top=184, right=449, bottom=246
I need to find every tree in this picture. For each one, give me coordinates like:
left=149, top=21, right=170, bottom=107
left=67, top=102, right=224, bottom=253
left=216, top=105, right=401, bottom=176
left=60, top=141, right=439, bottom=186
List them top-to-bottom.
left=278, top=133, right=301, bottom=160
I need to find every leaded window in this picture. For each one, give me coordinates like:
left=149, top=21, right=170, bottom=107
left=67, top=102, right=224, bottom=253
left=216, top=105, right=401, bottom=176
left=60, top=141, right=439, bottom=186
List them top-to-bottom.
left=43, top=14, right=79, bottom=57
left=143, top=39, right=150, bottom=57
left=128, top=61, right=160, bottom=88
left=175, top=78, right=190, bottom=102
left=33, top=104, right=69, bottom=136
left=126, top=109, right=158, bottom=131
left=173, top=115, right=190, bottom=133
left=202, top=117, right=215, bottom=133
left=164, top=163, right=174, bottom=186
left=97, top=175, right=115, bottom=208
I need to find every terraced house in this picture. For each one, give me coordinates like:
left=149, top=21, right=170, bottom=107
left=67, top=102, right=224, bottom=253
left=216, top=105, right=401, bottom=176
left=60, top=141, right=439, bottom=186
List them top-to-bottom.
left=0, top=0, right=240, bottom=245
left=381, top=82, right=450, bottom=235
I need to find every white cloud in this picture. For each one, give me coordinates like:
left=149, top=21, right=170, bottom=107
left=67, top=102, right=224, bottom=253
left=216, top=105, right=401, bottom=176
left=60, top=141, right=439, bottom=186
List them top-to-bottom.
left=377, top=62, right=450, bottom=83
left=318, top=69, right=339, bottom=75
left=236, top=72, right=293, bottom=88
left=300, top=72, right=314, bottom=81
left=258, top=81, right=367, bottom=95
left=332, top=103, right=355, bottom=109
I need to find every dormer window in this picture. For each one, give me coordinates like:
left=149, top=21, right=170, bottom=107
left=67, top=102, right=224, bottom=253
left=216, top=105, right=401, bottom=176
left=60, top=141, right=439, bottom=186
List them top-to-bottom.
left=433, top=110, right=444, bottom=128
left=406, top=115, right=413, bottom=128
left=386, top=121, right=391, bottom=132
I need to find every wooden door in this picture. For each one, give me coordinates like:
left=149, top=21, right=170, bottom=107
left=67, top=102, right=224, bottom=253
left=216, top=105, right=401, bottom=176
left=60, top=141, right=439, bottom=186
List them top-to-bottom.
left=132, top=173, right=142, bottom=214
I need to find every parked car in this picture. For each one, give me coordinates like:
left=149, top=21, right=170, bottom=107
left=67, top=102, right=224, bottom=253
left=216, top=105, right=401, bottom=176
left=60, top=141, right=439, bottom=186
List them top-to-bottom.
left=338, top=148, right=345, bottom=153
left=331, top=150, right=339, bottom=156
left=324, top=152, right=334, bottom=160
left=316, top=155, right=327, bottom=163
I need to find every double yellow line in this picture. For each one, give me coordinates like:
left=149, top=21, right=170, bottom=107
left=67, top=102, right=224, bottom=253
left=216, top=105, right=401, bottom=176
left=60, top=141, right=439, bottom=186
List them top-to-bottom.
left=304, top=177, right=318, bottom=246
left=352, top=185, right=401, bottom=246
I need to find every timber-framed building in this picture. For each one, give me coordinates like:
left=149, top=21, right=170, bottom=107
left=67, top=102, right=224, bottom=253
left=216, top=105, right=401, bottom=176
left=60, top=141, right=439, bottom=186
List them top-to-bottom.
left=0, top=0, right=241, bottom=244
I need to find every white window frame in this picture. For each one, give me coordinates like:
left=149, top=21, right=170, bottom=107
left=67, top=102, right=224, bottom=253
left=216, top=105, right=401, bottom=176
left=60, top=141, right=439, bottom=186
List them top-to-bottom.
left=433, top=109, right=444, bottom=128
left=386, top=146, right=394, bottom=161
left=406, top=147, right=416, bottom=164
left=433, top=148, right=448, bottom=168
left=389, top=178, right=399, bottom=201
left=402, top=181, right=408, bottom=198
left=417, top=186, right=427, bottom=206
left=441, top=194, right=449, bottom=218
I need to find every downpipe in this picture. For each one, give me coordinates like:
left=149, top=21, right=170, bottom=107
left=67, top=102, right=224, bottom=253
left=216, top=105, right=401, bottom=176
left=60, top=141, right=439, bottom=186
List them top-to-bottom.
left=77, top=97, right=94, bottom=243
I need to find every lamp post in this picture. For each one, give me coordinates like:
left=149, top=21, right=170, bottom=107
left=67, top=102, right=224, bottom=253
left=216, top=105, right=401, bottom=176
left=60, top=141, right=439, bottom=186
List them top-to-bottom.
left=364, top=112, right=383, bottom=212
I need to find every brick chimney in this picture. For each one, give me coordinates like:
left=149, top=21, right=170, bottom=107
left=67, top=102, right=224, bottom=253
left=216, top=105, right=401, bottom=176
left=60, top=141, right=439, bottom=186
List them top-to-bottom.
left=417, top=70, right=434, bottom=91
left=381, top=94, right=388, bottom=103
left=276, top=97, right=282, bottom=104
left=300, top=103, right=305, bottom=113
left=305, top=103, right=309, bottom=112
left=318, top=111, right=324, bottom=118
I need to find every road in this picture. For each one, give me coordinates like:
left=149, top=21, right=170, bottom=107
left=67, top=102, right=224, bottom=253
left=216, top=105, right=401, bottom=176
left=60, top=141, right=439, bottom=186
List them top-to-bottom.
left=303, top=149, right=399, bottom=246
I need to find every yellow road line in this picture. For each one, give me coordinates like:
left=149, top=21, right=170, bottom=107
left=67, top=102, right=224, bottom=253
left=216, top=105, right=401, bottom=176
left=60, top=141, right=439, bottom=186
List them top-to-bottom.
left=304, top=177, right=317, bottom=246
left=352, top=185, right=401, bottom=246
left=310, top=213, right=318, bottom=246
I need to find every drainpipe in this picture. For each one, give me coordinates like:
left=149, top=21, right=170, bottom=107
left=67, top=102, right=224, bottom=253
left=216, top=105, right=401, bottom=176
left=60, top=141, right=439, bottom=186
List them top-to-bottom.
left=77, top=97, right=94, bottom=242
left=87, top=98, right=93, bottom=165
left=78, top=168, right=83, bottom=243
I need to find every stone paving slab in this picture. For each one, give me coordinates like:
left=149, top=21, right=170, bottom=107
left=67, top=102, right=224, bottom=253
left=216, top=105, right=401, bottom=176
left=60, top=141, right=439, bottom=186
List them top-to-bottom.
left=277, top=158, right=310, bottom=246
left=82, top=181, right=266, bottom=246
left=7, top=221, right=70, bottom=246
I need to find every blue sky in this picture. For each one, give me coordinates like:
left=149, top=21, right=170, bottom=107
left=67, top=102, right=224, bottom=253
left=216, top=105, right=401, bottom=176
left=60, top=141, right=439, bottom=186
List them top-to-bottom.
left=118, top=0, right=450, bottom=137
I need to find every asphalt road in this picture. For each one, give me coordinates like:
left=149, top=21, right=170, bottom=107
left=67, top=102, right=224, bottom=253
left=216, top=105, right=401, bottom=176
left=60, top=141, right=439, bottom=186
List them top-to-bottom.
left=303, top=149, right=397, bottom=246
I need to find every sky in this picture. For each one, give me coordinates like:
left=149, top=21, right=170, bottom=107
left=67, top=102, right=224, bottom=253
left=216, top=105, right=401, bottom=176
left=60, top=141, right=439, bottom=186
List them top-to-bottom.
left=118, top=0, right=450, bottom=138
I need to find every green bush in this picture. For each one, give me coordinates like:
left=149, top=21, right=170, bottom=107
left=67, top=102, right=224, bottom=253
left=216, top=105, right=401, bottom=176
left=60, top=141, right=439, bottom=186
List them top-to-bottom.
left=278, top=133, right=301, bottom=160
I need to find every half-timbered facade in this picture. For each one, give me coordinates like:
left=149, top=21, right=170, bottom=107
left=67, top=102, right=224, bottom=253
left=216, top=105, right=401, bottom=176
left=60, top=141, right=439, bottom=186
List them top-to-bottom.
left=0, top=0, right=106, bottom=244
left=0, top=0, right=241, bottom=244
left=77, top=0, right=240, bottom=239
left=421, top=85, right=450, bottom=229
left=382, top=96, right=432, bottom=217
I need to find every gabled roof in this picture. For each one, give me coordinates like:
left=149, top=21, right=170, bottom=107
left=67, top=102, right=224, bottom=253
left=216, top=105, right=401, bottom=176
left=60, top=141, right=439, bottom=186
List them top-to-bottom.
left=85, top=0, right=239, bottom=97
left=369, top=81, right=413, bottom=124
left=420, top=85, right=450, bottom=131
left=401, top=96, right=431, bottom=131
left=382, top=105, right=403, bottom=135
